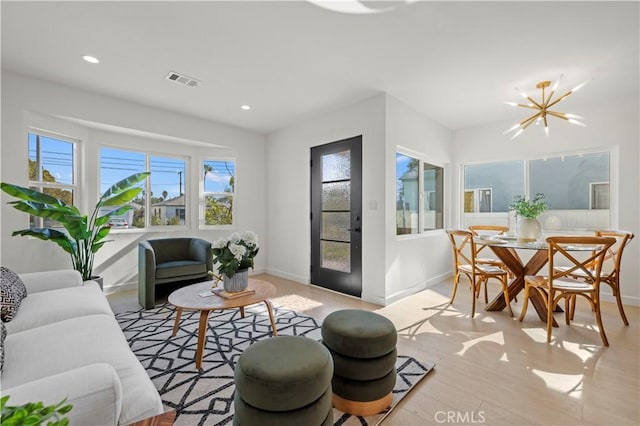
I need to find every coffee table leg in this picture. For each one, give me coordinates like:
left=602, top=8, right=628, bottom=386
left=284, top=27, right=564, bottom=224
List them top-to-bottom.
left=264, top=299, right=278, bottom=336
left=240, top=306, right=245, bottom=318
left=172, top=308, right=183, bottom=337
left=196, top=310, right=211, bottom=369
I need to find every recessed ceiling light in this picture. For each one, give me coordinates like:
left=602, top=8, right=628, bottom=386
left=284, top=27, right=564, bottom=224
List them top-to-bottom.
left=82, top=55, right=100, bottom=64
left=241, top=105, right=251, bottom=111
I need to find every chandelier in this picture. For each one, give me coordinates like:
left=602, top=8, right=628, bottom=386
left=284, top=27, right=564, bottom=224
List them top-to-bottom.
left=504, top=77, right=588, bottom=140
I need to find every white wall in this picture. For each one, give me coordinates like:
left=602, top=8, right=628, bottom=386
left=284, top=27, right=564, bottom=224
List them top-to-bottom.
left=1, top=72, right=267, bottom=292
left=266, top=93, right=453, bottom=305
left=266, top=94, right=387, bottom=304
left=384, top=95, right=453, bottom=303
left=452, top=95, right=640, bottom=306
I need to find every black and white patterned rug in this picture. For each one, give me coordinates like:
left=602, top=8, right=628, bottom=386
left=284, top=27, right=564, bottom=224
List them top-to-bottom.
left=116, top=303, right=434, bottom=426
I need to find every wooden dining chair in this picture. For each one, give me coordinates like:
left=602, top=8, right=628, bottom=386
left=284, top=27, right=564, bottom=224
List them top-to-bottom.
left=468, top=225, right=518, bottom=285
left=446, top=230, right=513, bottom=318
left=555, top=230, right=635, bottom=325
left=519, top=236, right=616, bottom=346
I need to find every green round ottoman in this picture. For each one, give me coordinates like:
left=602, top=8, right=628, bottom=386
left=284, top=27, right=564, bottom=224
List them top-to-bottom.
left=321, top=309, right=398, bottom=416
left=234, top=335, right=333, bottom=425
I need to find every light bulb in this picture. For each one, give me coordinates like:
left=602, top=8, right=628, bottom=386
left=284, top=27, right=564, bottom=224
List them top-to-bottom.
left=571, top=80, right=590, bottom=92
left=504, top=101, right=519, bottom=107
left=565, top=113, right=584, bottom=120
left=568, top=119, right=586, bottom=127
left=503, top=123, right=521, bottom=134
left=544, top=126, right=549, bottom=136
left=510, top=128, right=524, bottom=140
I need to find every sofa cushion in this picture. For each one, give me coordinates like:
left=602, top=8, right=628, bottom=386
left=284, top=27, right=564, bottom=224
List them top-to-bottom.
left=155, top=260, right=207, bottom=279
left=1, top=266, right=28, bottom=322
left=4, top=281, right=113, bottom=334
left=3, top=314, right=163, bottom=425
left=0, top=322, right=6, bottom=373
left=4, top=363, right=123, bottom=426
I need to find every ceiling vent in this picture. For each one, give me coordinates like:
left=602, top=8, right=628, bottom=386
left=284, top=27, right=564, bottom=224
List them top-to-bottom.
left=165, top=71, right=200, bottom=88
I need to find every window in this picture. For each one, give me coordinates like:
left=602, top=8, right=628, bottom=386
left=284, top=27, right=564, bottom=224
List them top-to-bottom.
left=28, top=131, right=76, bottom=228
left=99, top=147, right=187, bottom=229
left=462, top=151, right=610, bottom=231
left=396, top=152, right=444, bottom=235
left=203, top=160, right=235, bottom=226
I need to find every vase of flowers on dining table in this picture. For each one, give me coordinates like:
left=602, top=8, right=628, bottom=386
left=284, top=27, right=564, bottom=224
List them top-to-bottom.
left=509, top=193, right=549, bottom=241
left=212, top=231, right=259, bottom=292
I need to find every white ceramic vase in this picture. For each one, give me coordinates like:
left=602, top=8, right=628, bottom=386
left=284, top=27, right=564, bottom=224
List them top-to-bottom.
left=517, top=217, right=542, bottom=241
left=223, top=268, right=249, bottom=292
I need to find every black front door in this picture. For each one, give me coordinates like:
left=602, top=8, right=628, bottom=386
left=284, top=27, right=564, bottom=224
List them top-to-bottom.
left=310, top=136, right=362, bottom=297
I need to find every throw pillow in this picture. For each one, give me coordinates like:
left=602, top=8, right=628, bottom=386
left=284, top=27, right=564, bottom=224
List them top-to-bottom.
left=1, top=267, right=28, bottom=322
left=0, top=321, right=6, bottom=373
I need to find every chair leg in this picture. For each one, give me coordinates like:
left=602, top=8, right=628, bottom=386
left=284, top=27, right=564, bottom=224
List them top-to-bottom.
left=450, top=274, right=459, bottom=304
left=502, top=277, right=513, bottom=317
left=484, top=279, right=489, bottom=303
left=471, top=280, right=477, bottom=318
left=613, top=282, right=630, bottom=326
left=518, top=285, right=530, bottom=322
left=546, top=290, right=555, bottom=343
left=594, top=293, right=609, bottom=346
left=569, top=295, right=576, bottom=321
left=564, top=296, right=571, bottom=325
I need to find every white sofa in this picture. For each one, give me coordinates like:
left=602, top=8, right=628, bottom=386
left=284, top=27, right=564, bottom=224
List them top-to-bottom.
left=2, top=270, right=164, bottom=425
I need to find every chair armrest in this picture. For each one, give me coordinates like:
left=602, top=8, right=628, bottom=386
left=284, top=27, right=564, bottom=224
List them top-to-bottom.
left=190, top=238, right=213, bottom=272
left=18, top=270, right=83, bottom=294
left=3, top=363, right=122, bottom=426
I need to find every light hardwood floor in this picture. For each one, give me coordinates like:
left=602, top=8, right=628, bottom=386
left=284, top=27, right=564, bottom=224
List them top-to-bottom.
left=108, top=274, right=640, bottom=426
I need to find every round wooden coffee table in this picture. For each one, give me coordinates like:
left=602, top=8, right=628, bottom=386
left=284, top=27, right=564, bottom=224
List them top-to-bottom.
left=168, top=279, right=278, bottom=369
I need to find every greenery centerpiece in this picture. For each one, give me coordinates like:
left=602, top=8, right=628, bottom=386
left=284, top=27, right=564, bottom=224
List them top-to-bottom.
left=1, top=172, right=149, bottom=281
left=509, top=193, right=549, bottom=219
left=509, top=193, right=549, bottom=240
left=212, top=231, right=259, bottom=292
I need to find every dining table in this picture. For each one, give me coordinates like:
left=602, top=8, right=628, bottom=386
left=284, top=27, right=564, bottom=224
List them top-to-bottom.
left=477, top=236, right=599, bottom=326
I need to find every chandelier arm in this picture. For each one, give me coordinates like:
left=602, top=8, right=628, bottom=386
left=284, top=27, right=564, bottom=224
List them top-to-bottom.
left=545, top=90, right=556, bottom=106
left=547, top=91, right=573, bottom=109
left=526, top=96, right=543, bottom=109
left=517, top=103, right=540, bottom=110
left=547, top=110, right=569, bottom=121
left=521, top=112, right=542, bottom=129
left=543, top=115, right=549, bottom=128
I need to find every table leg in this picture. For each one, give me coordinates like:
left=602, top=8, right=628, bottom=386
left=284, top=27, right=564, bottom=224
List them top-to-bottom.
left=486, top=247, right=559, bottom=326
left=264, top=299, right=278, bottom=336
left=240, top=306, right=245, bottom=318
left=172, top=308, right=183, bottom=337
left=195, top=310, right=211, bottom=369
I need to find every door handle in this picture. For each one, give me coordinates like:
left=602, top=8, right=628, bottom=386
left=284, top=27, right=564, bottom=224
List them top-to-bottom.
left=353, top=227, right=361, bottom=232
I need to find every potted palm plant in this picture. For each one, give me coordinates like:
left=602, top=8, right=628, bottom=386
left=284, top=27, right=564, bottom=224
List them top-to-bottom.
left=1, top=172, right=149, bottom=285
left=509, top=193, right=549, bottom=240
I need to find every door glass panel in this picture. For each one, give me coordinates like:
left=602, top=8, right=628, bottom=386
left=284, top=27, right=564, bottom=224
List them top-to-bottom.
left=322, top=150, right=350, bottom=181
left=322, top=182, right=350, bottom=210
left=321, top=212, right=350, bottom=241
left=321, top=241, right=351, bottom=272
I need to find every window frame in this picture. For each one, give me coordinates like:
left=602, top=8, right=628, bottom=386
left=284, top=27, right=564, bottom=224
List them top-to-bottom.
left=27, top=128, right=79, bottom=228
left=98, top=145, right=189, bottom=232
left=460, top=146, right=617, bottom=231
left=396, top=147, right=445, bottom=238
left=200, top=158, right=236, bottom=229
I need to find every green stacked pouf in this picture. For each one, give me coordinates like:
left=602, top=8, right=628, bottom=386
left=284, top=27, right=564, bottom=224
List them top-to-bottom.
left=321, top=309, right=398, bottom=416
left=233, top=336, right=334, bottom=426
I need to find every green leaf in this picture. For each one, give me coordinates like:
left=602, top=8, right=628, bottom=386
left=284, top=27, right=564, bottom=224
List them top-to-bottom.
left=100, top=172, right=149, bottom=201
left=1, top=183, right=68, bottom=207
left=100, top=187, right=143, bottom=207
left=8, top=201, right=77, bottom=220
left=62, top=216, right=91, bottom=241
left=93, top=226, right=111, bottom=243
left=12, top=228, right=75, bottom=254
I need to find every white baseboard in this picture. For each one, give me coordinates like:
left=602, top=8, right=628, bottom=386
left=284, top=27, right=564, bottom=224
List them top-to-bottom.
left=265, top=267, right=309, bottom=285
left=383, top=271, right=453, bottom=306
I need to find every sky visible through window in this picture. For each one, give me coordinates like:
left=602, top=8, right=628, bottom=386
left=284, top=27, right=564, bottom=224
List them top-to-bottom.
left=28, top=136, right=234, bottom=201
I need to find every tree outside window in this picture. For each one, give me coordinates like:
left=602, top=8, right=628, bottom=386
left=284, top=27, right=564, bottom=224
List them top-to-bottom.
left=203, top=160, right=235, bottom=226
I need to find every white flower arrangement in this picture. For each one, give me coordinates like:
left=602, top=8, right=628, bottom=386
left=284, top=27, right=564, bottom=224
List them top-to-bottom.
left=211, top=231, right=259, bottom=277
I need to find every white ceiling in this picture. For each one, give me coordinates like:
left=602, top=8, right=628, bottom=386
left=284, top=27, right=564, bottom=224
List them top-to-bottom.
left=2, top=1, right=638, bottom=134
